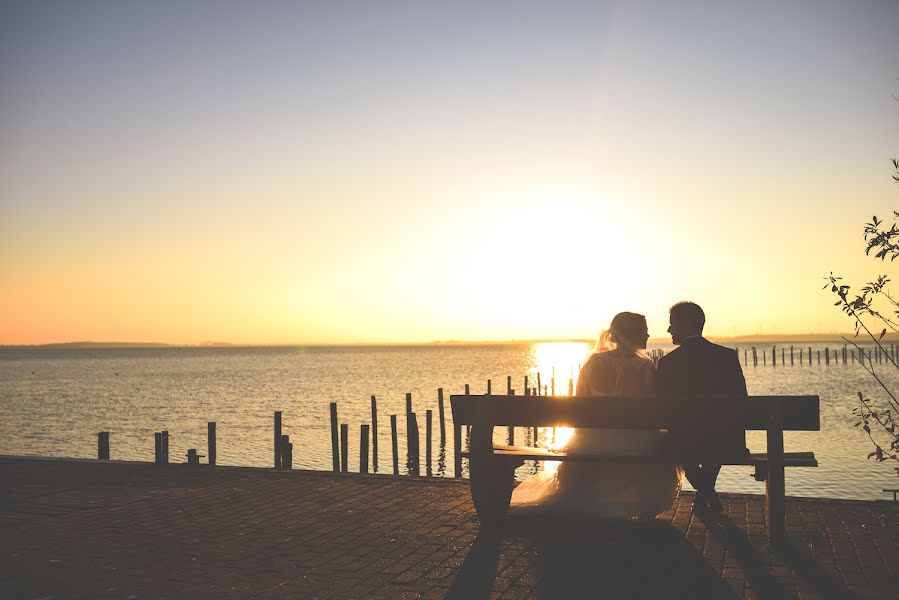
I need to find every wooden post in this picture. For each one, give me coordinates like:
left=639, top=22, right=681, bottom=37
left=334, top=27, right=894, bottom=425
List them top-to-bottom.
left=843, top=345, right=848, bottom=364
left=772, top=346, right=776, bottom=368
left=790, top=346, right=794, bottom=366
left=752, top=347, right=758, bottom=366
left=781, top=347, right=785, bottom=366
left=808, top=347, right=812, bottom=365
left=825, top=347, right=830, bottom=365
left=799, top=348, right=803, bottom=364
left=744, top=349, right=748, bottom=366
left=817, top=349, right=821, bottom=364
left=763, top=351, right=766, bottom=366
left=551, top=366, right=555, bottom=395
left=536, top=372, right=541, bottom=394
left=506, top=376, right=512, bottom=394
left=524, top=376, right=529, bottom=396
left=568, top=377, right=573, bottom=395
left=487, top=379, right=492, bottom=395
left=464, top=385, right=470, bottom=437
left=438, top=387, right=446, bottom=442
left=405, top=392, right=412, bottom=468
left=371, top=396, right=378, bottom=472
left=766, top=401, right=786, bottom=546
left=330, top=403, right=339, bottom=472
left=426, top=409, right=433, bottom=477
left=274, top=411, right=282, bottom=469
left=409, top=413, right=420, bottom=476
left=391, top=414, right=399, bottom=475
left=454, top=421, right=462, bottom=478
left=207, top=422, right=216, bottom=467
left=340, top=424, right=348, bottom=473
left=360, top=424, right=369, bottom=474
left=97, top=431, right=109, bottom=460
left=162, top=431, right=169, bottom=464
left=155, top=432, right=162, bottom=465
left=280, top=435, right=291, bottom=469
left=283, top=440, right=293, bottom=470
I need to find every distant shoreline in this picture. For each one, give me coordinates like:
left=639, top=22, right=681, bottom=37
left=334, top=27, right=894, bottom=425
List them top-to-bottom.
left=0, top=333, right=891, bottom=349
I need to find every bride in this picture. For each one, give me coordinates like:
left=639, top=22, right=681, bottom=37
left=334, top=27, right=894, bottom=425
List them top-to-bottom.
left=509, top=312, right=683, bottom=520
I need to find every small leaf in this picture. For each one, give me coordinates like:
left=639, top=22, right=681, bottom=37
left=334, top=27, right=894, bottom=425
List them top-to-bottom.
left=880, top=328, right=887, bottom=340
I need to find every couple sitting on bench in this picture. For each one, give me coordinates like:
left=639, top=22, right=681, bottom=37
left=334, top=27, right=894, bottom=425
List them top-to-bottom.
left=510, top=301, right=745, bottom=520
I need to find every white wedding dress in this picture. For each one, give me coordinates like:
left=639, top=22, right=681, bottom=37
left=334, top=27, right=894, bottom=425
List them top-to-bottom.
left=509, top=350, right=683, bottom=520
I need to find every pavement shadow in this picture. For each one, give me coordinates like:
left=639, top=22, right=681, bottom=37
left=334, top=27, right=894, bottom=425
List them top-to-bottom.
left=703, top=516, right=857, bottom=600
left=448, top=519, right=737, bottom=599
left=446, top=528, right=504, bottom=600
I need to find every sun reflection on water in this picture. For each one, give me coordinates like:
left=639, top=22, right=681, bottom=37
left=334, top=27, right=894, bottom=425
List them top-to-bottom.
left=529, top=341, right=592, bottom=476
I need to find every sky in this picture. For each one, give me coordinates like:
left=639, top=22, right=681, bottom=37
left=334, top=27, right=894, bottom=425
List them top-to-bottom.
left=1, top=0, right=898, bottom=345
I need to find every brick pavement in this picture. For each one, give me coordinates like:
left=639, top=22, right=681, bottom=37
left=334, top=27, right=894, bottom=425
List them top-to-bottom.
left=0, top=457, right=896, bottom=599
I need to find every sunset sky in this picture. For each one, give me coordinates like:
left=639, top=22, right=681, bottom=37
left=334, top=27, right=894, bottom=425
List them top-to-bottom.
left=2, top=1, right=898, bottom=345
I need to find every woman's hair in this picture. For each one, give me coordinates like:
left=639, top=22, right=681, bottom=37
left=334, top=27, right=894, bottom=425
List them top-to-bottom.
left=593, top=312, right=647, bottom=355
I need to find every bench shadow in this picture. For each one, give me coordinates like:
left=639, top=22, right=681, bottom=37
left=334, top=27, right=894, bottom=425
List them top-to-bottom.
left=702, top=515, right=857, bottom=600
left=448, top=519, right=738, bottom=599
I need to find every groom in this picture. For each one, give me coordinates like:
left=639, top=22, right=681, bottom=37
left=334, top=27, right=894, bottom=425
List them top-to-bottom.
left=656, top=301, right=748, bottom=515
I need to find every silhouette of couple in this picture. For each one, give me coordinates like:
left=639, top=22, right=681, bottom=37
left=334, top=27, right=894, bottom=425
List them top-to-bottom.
left=510, top=301, right=748, bottom=520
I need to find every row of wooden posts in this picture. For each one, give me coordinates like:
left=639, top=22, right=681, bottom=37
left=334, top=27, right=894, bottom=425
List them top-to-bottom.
left=741, top=344, right=898, bottom=367
left=94, top=374, right=561, bottom=477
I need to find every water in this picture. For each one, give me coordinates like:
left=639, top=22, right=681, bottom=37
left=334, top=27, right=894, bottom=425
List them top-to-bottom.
left=1, top=342, right=896, bottom=501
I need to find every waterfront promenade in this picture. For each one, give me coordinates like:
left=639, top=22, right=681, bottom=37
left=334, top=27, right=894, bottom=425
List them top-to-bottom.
left=1, top=457, right=895, bottom=599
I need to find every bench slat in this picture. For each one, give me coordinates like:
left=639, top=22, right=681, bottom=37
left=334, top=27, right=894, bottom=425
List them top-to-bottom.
left=450, top=394, right=819, bottom=431
left=459, top=445, right=817, bottom=467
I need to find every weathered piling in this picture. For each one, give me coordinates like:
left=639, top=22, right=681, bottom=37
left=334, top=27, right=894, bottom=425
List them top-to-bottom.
left=843, top=345, right=848, bottom=364
left=772, top=346, right=776, bottom=368
left=790, top=346, right=794, bottom=366
left=752, top=347, right=758, bottom=366
left=781, top=347, right=785, bottom=366
left=808, top=347, right=812, bottom=365
left=825, top=347, right=830, bottom=365
left=800, top=348, right=804, bottom=364
left=743, top=349, right=748, bottom=366
left=817, top=349, right=821, bottom=364
left=763, top=351, right=766, bottom=366
left=551, top=366, right=556, bottom=395
left=537, top=372, right=542, bottom=393
left=507, top=376, right=512, bottom=394
left=524, top=376, right=529, bottom=396
left=568, top=377, right=573, bottom=395
left=487, top=379, right=492, bottom=395
left=463, top=385, right=470, bottom=437
left=437, top=387, right=446, bottom=442
left=405, top=392, right=413, bottom=467
left=370, top=396, right=378, bottom=472
left=329, top=403, right=339, bottom=472
left=426, top=409, right=433, bottom=477
left=274, top=411, right=282, bottom=469
left=409, top=413, right=420, bottom=476
left=391, top=414, right=399, bottom=475
left=207, top=422, right=216, bottom=467
left=340, top=423, right=349, bottom=473
left=360, top=424, right=369, bottom=474
left=97, top=431, right=109, bottom=460
left=162, top=431, right=169, bottom=464
left=155, top=432, right=162, bottom=465
left=280, top=435, right=292, bottom=470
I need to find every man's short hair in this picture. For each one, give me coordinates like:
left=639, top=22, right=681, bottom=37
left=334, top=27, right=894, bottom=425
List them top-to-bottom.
left=669, top=301, right=705, bottom=331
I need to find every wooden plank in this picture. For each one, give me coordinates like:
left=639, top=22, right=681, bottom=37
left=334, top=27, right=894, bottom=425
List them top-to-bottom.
left=449, top=394, right=819, bottom=430
left=274, top=411, right=282, bottom=469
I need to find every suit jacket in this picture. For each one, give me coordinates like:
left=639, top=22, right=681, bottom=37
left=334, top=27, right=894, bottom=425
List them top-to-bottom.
left=656, top=337, right=748, bottom=456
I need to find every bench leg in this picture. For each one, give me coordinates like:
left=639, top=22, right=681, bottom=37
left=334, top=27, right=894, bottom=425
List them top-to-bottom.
left=469, top=457, right=521, bottom=528
left=766, top=463, right=786, bottom=546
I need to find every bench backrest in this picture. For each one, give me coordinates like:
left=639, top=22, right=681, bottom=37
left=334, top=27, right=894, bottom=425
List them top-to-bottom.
left=449, top=394, right=820, bottom=431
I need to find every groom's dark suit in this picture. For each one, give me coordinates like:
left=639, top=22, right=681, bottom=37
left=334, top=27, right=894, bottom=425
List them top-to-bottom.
left=656, top=336, right=748, bottom=505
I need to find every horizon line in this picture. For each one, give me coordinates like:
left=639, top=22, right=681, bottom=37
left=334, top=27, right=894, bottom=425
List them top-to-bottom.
left=0, top=332, right=892, bottom=349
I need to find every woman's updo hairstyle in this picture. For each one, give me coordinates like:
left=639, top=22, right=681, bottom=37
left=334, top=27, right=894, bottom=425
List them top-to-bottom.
left=595, top=311, right=647, bottom=354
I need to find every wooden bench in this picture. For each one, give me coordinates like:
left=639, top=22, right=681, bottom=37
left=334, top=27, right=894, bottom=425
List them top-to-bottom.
left=450, top=394, right=819, bottom=544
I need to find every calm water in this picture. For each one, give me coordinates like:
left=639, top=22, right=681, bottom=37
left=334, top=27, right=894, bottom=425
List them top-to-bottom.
left=1, top=342, right=896, bottom=501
